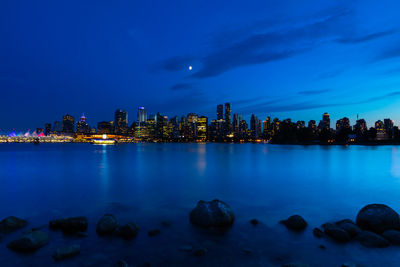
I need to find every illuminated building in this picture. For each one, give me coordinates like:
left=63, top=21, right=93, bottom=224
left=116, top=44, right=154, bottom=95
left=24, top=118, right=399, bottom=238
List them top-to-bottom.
left=225, top=103, right=231, bottom=134
left=217, top=104, right=223, bottom=120
left=137, top=107, right=147, bottom=123
left=114, top=109, right=128, bottom=135
left=318, top=112, right=330, bottom=130
left=187, top=113, right=198, bottom=139
left=62, top=114, right=75, bottom=133
left=77, top=114, right=90, bottom=133
left=233, top=114, right=242, bottom=137
left=250, top=114, right=261, bottom=139
left=196, top=116, right=208, bottom=141
left=336, top=117, right=350, bottom=132
left=384, top=118, right=394, bottom=134
left=354, top=119, right=367, bottom=133
left=308, top=120, right=317, bottom=131
left=375, top=120, right=384, bottom=132
left=53, top=121, right=63, bottom=132
left=97, top=121, right=113, bottom=134
left=296, top=121, right=305, bottom=129
left=44, top=123, right=52, bottom=136
left=36, top=128, right=44, bottom=135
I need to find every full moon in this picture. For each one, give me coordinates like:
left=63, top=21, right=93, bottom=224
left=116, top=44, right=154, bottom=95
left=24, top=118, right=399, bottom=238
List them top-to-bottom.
left=188, top=65, right=193, bottom=71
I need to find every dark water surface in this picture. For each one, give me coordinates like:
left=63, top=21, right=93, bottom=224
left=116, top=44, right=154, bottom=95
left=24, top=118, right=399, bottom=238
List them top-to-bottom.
left=1, top=143, right=400, bottom=266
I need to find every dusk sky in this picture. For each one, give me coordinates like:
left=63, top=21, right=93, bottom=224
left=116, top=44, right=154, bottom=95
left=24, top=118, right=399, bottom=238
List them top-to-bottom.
left=1, top=0, right=400, bottom=131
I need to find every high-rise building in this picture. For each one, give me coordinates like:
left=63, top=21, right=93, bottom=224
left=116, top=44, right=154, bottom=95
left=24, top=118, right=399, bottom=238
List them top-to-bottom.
left=224, top=103, right=231, bottom=124
left=217, top=104, right=223, bottom=120
left=137, top=107, right=147, bottom=123
left=114, top=109, right=128, bottom=134
left=318, top=112, right=330, bottom=130
left=187, top=113, right=198, bottom=139
left=62, top=114, right=75, bottom=133
left=76, top=114, right=90, bottom=133
left=250, top=114, right=261, bottom=139
left=197, top=116, right=208, bottom=141
left=336, top=117, right=350, bottom=132
left=384, top=118, right=394, bottom=134
left=354, top=119, right=367, bottom=133
left=375, top=120, right=384, bottom=132
left=53, top=121, right=63, bottom=132
left=97, top=121, right=113, bottom=134
left=44, top=123, right=52, bottom=136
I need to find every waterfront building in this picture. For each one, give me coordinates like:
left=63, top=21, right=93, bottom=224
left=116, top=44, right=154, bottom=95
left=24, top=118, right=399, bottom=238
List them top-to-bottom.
left=217, top=104, right=223, bottom=120
left=137, top=107, right=147, bottom=123
left=114, top=109, right=128, bottom=135
left=62, top=114, right=75, bottom=133
left=76, top=114, right=90, bottom=133
left=197, top=116, right=208, bottom=141
left=336, top=117, right=350, bottom=132
left=354, top=119, right=367, bottom=133
left=296, top=120, right=305, bottom=129
left=375, top=120, right=384, bottom=132
left=53, top=121, right=63, bottom=132
left=97, top=121, right=113, bottom=134
left=44, top=123, right=52, bottom=136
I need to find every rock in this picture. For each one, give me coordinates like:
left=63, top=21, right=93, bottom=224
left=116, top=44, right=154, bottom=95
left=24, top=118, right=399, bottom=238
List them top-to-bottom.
left=189, top=199, right=234, bottom=227
left=356, top=204, right=400, bottom=234
left=96, top=214, right=118, bottom=236
left=280, top=215, right=307, bottom=231
left=0, top=216, right=28, bottom=233
left=49, top=216, right=88, bottom=234
left=250, top=219, right=259, bottom=226
left=336, top=219, right=361, bottom=238
left=161, top=221, right=170, bottom=227
left=115, top=223, right=139, bottom=240
left=322, top=223, right=351, bottom=243
left=313, top=227, right=324, bottom=238
left=148, top=229, right=160, bottom=237
left=7, top=230, right=49, bottom=252
left=382, top=230, right=400, bottom=245
left=75, top=231, right=88, bottom=238
left=356, top=231, right=390, bottom=248
left=53, top=244, right=80, bottom=261
left=319, top=244, right=326, bottom=250
left=179, top=245, right=193, bottom=252
left=193, top=248, right=207, bottom=257
left=242, top=248, right=252, bottom=254
left=114, top=260, right=130, bottom=267
left=282, top=263, right=310, bottom=267
left=342, top=263, right=362, bottom=267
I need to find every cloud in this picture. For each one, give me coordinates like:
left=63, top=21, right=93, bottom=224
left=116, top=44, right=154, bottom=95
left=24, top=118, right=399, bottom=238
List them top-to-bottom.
left=335, top=30, right=397, bottom=44
left=374, top=46, right=400, bottom=62
left=161, top=55, right=194, bottom=71
left=170, top=83, right=195, bottom=91
left=298, top=89, right=331, bottom=95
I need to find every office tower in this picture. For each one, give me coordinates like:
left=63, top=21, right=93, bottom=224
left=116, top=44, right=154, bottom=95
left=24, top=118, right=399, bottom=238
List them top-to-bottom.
left=225, top=103, right=231, bottom=124
left=217, top=104, right=223, bottom=120
left=137, top=107, right=147, bottom=123
left=114, top=109, right=128, bottom=134
left=187, top=113, right=198, bottom=139
left=318, top=113, right=330, bottom=130
left=62, top=114, right=75, bottom=133
left=76, top=114, right=90, bottom=133
left=233, top=114, right=242, bottom=137
left=250, top=114, right=261, bottom=139
left=197, top=116, right=208, bottom=141
left=336, top=117, right=350, bottom=132
left=354, top=119, right=367, bottom=133
left=384, top=119, right=394, bottom=133
left=308, top=120, right=316, bottom=130
left=375, top=120, right=384, bottom=132
left=53, top=121, right=63, bottom=132
left=97, top=121, right=113, bottom=134
left=44, top=123, right=52, bottom=136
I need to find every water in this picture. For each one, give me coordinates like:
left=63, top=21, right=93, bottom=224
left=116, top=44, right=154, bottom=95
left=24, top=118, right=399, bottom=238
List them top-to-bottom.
left=1, top=143, right=400, bottom=266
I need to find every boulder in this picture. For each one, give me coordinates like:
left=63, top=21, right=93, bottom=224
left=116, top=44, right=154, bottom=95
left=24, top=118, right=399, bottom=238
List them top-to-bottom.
left=190, top=199, right=234, bottom=227
left=356, top=204, right=400, bottom=234
left=96, top=214, right=118, bottom=236
left=280, top=215, right=307, bottom=231
left=0, top=216, right=28, bottom=233
left=49, top=216, right=88, bottom=234
left=335, top=219, right=361, bottom=238
left=115, top=223, right=139, bottom=240
left=322, top=223, right=351, bottom=243
left=313, top=227, right=324, bottom=238
left=7, top=230, right=49, bottom=252
left=382, top=230, right=400, bottom=245
left=356, top=231, right=390, bottom=248
left=53, top=244, right=80, bottom=261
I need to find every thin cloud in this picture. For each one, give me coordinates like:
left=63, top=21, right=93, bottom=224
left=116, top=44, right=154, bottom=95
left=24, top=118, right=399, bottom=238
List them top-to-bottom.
left=335, top=30, right=397, bottom=44
left=373, top=46, right=400, bottom=62
left=170, top=83, right=195, bottom=91
left=298, top=89, right=331, bottom=95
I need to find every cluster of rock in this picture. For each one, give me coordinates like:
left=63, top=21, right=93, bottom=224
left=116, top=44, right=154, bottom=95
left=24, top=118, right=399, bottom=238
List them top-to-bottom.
left=96, top=214, right=139, bottom=240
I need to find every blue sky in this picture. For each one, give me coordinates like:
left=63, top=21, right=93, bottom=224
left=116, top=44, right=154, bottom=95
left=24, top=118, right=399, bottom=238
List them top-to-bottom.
left=1, top=0, right=400, bottom=131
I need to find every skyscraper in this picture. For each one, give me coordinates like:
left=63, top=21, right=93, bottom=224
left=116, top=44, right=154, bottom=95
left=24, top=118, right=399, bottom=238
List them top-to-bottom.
left=224, top=103, right=231, bottom=124
left=217, top=104, right=223, bottom=120
left=137, top=107, right=147, bottom=123
left=114, top=109, right=128, bottom=134
left=62, top=114, right=75, bottom=133
left=76, top=114, right=90, bottom=133
left=197, top=116, right=208, bottom=141
left=44, top=123, right=52, bottom=136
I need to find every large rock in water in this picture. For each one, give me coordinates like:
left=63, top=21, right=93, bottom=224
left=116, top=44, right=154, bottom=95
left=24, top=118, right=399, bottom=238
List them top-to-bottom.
left=190, top=199, right=234, bottom=227
left=356, top=204, right=400, bottom=234
left=96, top=214, right=118, bottom=235
left=280, top=215, right=307, bottom=231
left=0, top=216, right=28, bottom=233
left=49, top=216, right=88, bottom=234
left=335, top=219, right=362, bottom=238
left=114, top=223, right=139, bottom=240
left=322, top=223, right=351, bottom=243
left=7, top=230, right=49, bottom=252
left=382, top=230, right=400, bottom=245
left=356, top=231, right=390, bottom=248
left=53, top=244, right=80, bottom=260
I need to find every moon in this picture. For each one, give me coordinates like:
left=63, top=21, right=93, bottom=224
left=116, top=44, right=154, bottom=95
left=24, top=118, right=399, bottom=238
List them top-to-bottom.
left=188, top=65, right=193, bottom=71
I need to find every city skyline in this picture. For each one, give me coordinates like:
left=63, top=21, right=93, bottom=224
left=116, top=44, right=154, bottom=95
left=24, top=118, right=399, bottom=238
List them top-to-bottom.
left=1, top=1, right=400, bottom=130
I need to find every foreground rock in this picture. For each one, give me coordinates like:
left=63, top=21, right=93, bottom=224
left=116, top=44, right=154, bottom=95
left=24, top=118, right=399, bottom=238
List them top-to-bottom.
left=190, top=199, right=234, bottom=227
left=356, top=204, right=400, bottom=234
left=97, top=214, right=118, bottom=235
left=280, top=215, right=307, bottom=231
left=0, top=216, right=28, bottom=233
left=49, top=216, right=88, bottom=234
left=335, top=219, right=361, bottom=238
left=115, top=223, right=139, bottom=240
left=322, top=223, right=351, bottom=243
left=313, top=228, right=324, bottom=238
left=7, top=230, right=49, bottom=252
left=382, top=230, right=400, bottom=245
left=356, top=231, right=390, bottom=248
left=53, top=244, right=80, bottom=260
left=282, top=263, right=310, bottom=267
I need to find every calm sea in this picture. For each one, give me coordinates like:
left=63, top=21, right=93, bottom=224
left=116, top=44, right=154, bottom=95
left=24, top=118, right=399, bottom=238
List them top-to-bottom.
left=1, top=143, right=400, bottom=266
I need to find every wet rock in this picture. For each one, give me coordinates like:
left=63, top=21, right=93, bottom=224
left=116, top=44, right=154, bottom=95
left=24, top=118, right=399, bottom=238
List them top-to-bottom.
left=190, top=199, right=234, bottom=227
left=356, top=204, right=400, bottom=234
left=96, top=214, right=118, bottom=236
left=280, top=215, right=307, bottom=231
left=0, top=216, right=28, bottom=233
left=49, top=216, right=88, bottom=234
left=250, top=219, right=259, bottom=226
left=335, top=219, right=361, bottom=238
left=161, top=221, right=170, bottom=227
left=115, top=223, right=139, bottom=240
left=322, top=223, right=351, bottom=243
left=313, top=227, right=324, bottom=238
left=148, top=229, right=160, bottom=237
left=7, top=230, right=49, bottom=252
left=382, top=230, right=400, bottom=245
left=75, top=231, right=88, bottom=238
left=356, top=231, right=390, bottom=248
left=53, top=244, right=80, bottom=261
left=319, top=244, right=326, bottom=250
left=179, top=245, right=193, bottom=252
left=193, top=248, right=207, bottom=257
left=114, top=260, right=130, bottom=267
left=282, top=263, right=310, bottom=267
left=342, top=263, right=362, bottom=267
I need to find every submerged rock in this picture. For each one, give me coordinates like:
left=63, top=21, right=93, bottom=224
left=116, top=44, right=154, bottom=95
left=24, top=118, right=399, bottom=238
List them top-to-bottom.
left=190, top=199, right=234, bottom=227
left=356, top=204, right=400, bottom=234
left=96, top=214, right=118, bottom=236
left=280, top=215, right=307, bottom=231
left=0, top=216, right=28, bottom=233
left=49, top=216, right=88, bottom=234
left=250, top=219, right=259, bottom=226
left=335, top=219, right=361, bottom=238
left=115, top=223, right=139, bottom=240
left=322, top=223, right=351, bottom=243
left=313, top=227, right=324, bottom=238
left=148, top=229, right=161, bottom=237
left=7, top=230, right=49, bottom=252
left=382, top=230, right=400, bottom=245
left=357, top=231, right=390, bottom=248
left=53, top=244, right=80, bottom=261
left=179, top=245, right=193, bottom=252
left=193, top=248, right=207, bottom=257
left=114, top=260, right=130, bottom=267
